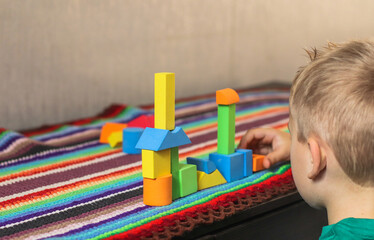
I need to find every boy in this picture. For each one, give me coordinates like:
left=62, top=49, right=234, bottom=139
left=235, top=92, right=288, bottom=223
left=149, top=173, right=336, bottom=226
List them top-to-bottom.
left=239, top=40, right=374, bottom=239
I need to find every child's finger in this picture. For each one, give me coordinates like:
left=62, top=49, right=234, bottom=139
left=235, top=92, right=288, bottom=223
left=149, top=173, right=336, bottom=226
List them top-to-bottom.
left=238, top=130, right=255, bottom=148
left=264, top=150, right=286, bottom=168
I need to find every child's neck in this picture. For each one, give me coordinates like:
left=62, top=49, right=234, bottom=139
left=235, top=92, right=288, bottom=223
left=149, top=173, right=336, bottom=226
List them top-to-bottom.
left=325, top=180, right=374, bottom=224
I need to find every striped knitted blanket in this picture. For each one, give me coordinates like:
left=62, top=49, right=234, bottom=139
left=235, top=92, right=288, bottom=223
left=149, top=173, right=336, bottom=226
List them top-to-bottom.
left=0, top=86, right=295, bottom=239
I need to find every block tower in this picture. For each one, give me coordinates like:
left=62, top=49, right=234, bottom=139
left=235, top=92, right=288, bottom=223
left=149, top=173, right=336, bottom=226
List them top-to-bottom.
left=136, top=73, right=198, bottom=206
left=187, top=88, right=264, bottom=189
left=209, top=89, right=253, bottom=182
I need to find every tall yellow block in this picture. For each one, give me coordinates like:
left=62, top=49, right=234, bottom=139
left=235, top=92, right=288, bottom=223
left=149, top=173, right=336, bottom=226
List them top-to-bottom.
left=155, top=73, right=175, bottom=130
left=142, top=149, right=171, bottom=179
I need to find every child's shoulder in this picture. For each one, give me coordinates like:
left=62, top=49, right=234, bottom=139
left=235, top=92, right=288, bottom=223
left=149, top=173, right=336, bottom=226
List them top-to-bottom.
left=319, top=218, right=374, bottom=240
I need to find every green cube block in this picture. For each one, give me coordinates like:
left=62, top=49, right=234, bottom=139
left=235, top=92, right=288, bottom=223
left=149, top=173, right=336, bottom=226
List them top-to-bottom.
left=217, top=104, right=235, bottom=155
left=172, top=163, right=197, bottom=200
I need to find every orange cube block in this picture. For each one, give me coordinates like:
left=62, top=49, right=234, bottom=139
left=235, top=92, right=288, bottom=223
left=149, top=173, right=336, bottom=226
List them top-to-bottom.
left=216, top=88, right=240, bottom=105
left=99, top=123, right=128, bottom=143
left=253, top=154, right=266, bottom=172
left=143, top=174, right=172, bottom=206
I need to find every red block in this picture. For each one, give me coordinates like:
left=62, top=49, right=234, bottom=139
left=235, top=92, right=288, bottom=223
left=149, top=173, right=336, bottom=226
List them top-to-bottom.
left=128, top=115, right=154, bottom=128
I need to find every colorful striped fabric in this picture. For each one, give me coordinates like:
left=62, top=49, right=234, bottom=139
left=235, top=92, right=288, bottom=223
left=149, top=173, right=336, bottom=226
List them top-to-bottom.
left=0, top=86, right=293, bottom=239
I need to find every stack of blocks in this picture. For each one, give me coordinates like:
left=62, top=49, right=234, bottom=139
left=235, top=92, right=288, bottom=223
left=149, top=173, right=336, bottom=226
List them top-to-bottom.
left=99, top=73, right=267, bottom=206
left=135, top=73, right=198, bottom=206
left=187, top=88, right=266, bottom=190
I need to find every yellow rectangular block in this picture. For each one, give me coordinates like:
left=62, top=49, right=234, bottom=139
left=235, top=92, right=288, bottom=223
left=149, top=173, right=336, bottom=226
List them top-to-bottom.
left=154, top=72, right=175, bottom=130
left=142, top=149, right=171, bottom=179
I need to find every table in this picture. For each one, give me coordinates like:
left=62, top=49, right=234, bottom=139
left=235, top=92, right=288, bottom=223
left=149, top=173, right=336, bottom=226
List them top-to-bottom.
left=0, top=83, right=327, bottom=239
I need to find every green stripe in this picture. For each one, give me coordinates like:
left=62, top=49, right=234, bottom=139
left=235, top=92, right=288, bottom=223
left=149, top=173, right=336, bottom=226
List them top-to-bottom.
left=0, top=130, right=10, bottom=139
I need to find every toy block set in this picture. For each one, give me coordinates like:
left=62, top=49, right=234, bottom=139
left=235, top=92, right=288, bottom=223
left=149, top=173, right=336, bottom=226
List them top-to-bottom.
left=99, top=72, right=266, bottom=206
left=186, top=88, right=254, bottom=187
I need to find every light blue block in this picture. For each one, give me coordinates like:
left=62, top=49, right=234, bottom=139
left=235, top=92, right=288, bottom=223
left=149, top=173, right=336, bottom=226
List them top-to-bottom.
left=122, top=127, right=144, bottom=154
left=135, top=127, right=191, bottom=151
left=135, top=127, right=168, bottom=150
left=159, top=127, right=191, bottom=150
left=236, top=149, right=253, bottom=177
left=209, top=152, right=244, bottom=182
left=186, top=157, right=216, bottom=174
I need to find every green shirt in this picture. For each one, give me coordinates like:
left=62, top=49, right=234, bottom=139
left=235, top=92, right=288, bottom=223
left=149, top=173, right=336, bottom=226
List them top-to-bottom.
left=319, top=218, right=374, bottom=240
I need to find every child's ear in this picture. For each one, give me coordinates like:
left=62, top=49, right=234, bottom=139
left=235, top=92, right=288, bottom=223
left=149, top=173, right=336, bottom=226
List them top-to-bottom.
left=307, top=138, right=327, bottom=179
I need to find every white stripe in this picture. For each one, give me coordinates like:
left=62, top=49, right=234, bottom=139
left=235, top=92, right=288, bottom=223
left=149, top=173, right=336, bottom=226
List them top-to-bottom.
left=0, top=152, right=127, bottom=186
left=0, top=161, right=141, bottom=202
left=1, top=186, right=143, bottom=231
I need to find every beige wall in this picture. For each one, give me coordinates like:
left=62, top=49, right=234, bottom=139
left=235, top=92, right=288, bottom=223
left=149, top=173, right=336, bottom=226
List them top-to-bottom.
left=1, top=0, right=374, bottom=130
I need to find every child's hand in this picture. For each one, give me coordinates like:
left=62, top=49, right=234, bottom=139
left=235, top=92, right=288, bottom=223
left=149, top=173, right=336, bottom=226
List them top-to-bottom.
left=238, top=128, right=291, bottom=168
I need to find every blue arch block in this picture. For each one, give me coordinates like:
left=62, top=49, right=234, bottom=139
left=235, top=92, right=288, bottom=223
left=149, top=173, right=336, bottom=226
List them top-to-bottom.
left=135, top=127, right=191, bottom=151
left=186, top=157, right=216, bottom=174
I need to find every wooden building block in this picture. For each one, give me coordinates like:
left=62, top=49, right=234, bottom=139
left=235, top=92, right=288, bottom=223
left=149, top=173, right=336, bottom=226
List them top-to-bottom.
left=154, top=72, right=175, bottom=130
left=216, top=88, right=240, bottom=105
left=217, top=104, right=236, bottom=155
left=127, top=115, right=154, bottom=128
left=99, top=123, right=127, bottom=143
left=122, top=127, right=143, bottom=154
left=135, top=127, right=191, bottom=151
left=108, top=131, right=122, bottom=148
left=171, top=147, right=179, bottom=175
left=171, top=147, right=179, bottom=200
left=142, top=149, right=171, bottom=179
left=236, top=149, right=253, bottom=177
left=209, top=151, right=244, bottom=182
left=253, top=154, right=266, bottom=172
left=186, top=157, right=216, bottom=174
left=172, top=163, right=197, bottom=200
left=197, top=169, right=227, bottom=190
left=143, top=174, right=172, bottom=206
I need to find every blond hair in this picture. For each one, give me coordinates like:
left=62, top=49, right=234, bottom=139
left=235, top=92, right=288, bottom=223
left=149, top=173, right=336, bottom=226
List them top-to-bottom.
left=290, top=40, right=374, bottom=186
